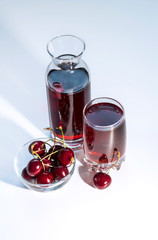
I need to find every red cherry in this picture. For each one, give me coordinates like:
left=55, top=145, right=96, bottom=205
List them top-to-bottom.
left=29, top=141, right=46, bottom=156
left=48, top=145, right=63, bottom=160
left=57, top=148, right=74, bottom=166
left=99, top=154, right=108, bottom=164
left=42, top=157, right=52, bottom=171
left=26, top=159, right=43, bottom=177
left=52, top=165, right=69, bottom=181
left=22, top=167, right=34, bottom=181
left=37, top=172, right=54, bottom=184
left=93, top=172, right=112, bottom=189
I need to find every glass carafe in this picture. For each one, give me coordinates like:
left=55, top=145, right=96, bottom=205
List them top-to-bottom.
left=46, top=35, right=91, bottom=148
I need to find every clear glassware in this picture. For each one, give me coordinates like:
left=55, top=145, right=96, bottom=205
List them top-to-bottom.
left=46, top=35, right=91, bottom=148
left=83, top=97, right=126, bottom=172
left=14, top=138, right=76, bottom=192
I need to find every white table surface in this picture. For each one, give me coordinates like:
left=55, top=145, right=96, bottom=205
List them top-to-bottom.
left=0, top=1, right=158, bottom=239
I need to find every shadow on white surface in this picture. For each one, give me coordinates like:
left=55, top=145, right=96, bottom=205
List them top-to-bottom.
left=0, top=96, right=46, bottom=188
left=75, top=148, right=95, bottom=188
left=78, top=165, right=95, bottom=188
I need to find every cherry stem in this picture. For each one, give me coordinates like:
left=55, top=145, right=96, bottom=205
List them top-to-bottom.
left=58, top=126, right=65, bottom=147
left=44, top=127, right=67, bottom=147
left=44, top=127, right=53, bottom=132
left=43, top=141, right=52, bottom=148
left=33, top=149, right=61, bottom=171
left=40, top=150, right=60, bottom=161
left=32, top=151, right=45, bottom=171
left=33, top=151, right=41, bottom=160
left=41, top=161, right=46, bottom=171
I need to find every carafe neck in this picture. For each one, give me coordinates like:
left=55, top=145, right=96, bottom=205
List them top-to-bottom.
left=47, top=35, right=85, bottom=70
left=53, top=54, right=81, bottom=70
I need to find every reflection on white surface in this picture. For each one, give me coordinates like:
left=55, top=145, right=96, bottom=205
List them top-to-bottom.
left=0, top=95, right=46, bottom=138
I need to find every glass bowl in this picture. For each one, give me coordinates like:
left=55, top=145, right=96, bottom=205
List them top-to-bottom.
left=14, top=138, right=76, bottom=192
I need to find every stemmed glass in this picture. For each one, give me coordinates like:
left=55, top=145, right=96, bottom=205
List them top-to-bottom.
left=83, top=97, right=126, bottom=172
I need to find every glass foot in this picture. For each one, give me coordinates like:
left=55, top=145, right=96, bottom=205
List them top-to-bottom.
left=84, top=155, right=125, bottom=173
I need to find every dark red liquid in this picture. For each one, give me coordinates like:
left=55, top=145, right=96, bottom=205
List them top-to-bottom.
left=46, top=68, right=90, bottom=142
left=83, top=102, right=126, bottom=164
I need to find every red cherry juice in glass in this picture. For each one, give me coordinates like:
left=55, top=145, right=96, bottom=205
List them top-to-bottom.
left=47, top=67, right=90, bottom=143
left=83, top=98, right=126, bottom=167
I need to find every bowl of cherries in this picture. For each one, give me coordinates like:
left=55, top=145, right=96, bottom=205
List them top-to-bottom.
left=14, top=136, right=76, bottom=192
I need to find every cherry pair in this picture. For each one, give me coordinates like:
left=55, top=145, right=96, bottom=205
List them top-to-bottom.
left=22, top=140, right=74, bottom=184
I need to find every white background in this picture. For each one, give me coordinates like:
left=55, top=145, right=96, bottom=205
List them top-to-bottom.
left=0, top=0, right=158, bottom=239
